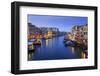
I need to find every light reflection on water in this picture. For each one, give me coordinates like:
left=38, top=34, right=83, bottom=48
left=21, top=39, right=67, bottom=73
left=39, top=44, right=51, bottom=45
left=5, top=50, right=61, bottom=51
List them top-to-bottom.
left=28, top=36, right=87, bottom=61
left=46, top=39, right=49, bottom=46
left=71, top=47, right=75, bottom=54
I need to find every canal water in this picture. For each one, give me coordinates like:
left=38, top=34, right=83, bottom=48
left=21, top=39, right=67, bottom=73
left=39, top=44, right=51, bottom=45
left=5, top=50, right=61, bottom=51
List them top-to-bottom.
left=28, top=36, right=87, bottom=61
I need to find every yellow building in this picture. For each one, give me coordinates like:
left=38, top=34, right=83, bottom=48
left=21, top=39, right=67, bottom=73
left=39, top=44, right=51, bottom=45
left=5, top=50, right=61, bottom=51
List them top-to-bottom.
left=47, top=31, right=53, bottom=38
left=68, top=33, right=75, bottom=41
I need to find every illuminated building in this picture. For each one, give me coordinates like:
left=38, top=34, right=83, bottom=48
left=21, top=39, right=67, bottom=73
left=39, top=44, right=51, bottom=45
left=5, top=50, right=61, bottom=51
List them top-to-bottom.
left=71, top=24, right=88, bottom=45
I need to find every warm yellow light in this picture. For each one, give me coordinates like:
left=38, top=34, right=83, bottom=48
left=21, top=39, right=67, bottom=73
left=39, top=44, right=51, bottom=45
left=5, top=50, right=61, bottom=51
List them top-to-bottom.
left=46, top=39, right=49, bottom=46
left=81, top=52, right=86, bottom=59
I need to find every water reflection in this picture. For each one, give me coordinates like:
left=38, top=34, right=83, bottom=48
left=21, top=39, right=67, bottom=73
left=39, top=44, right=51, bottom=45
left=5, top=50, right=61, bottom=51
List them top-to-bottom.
left=28, top=36, right=87, bottom=61
left=46, top=39, right=49, bottom=46
left=71, top=47, right=75, bottom=54
left=28, top=52, right=34, bottom=61
left=81, top=52, right=87, bottom=59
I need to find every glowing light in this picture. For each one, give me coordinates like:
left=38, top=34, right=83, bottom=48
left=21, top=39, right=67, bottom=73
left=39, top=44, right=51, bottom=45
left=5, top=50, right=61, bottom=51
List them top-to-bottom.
left=46, top=39, right=49, bottom=46
left=71, top=47, right=75, bottom=54
left=81, top=52, right=86, bottom=59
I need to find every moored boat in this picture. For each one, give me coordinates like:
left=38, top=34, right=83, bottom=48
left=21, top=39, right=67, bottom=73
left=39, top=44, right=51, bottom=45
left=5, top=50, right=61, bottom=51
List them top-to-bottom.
left=33, top=39, right=41, bottom=45
left=64, top=40, right=77, bottom=47
left=28, top=42, right=35, bottom=52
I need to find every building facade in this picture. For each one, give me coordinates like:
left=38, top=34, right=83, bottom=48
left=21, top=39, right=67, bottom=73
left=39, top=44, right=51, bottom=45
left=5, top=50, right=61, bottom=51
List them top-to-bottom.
left=28, top=23, right=61, bottom=39
left=71, top=24, right=88, bottom=45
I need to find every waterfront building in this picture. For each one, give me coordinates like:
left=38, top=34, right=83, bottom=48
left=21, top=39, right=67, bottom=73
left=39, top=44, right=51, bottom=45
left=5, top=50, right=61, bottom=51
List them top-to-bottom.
left=28, top=23, right=42, bottom=35
left=28, top=23, right=61, bottom=39
left=28, top=23, right=43, bottom=39
left=71, top=24, right=88, bottom=45
left=40, top=27, right=59, bottom=38
left=40, top=27, right=59, bottom=33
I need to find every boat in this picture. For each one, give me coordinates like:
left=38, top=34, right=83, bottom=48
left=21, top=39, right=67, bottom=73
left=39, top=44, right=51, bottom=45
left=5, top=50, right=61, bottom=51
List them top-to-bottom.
left=63, top=35, right=70, bottom=43
left=29, top=39, right=36, bottom=42
left=33, top=39, right=41, bottom=45
left=63, top=39, right=69, bottom=43
left=64, top=40, right=76, bottom=47
left=28, top=42, right=35, bottom=52
left=81, top=45, right=87, bottom=50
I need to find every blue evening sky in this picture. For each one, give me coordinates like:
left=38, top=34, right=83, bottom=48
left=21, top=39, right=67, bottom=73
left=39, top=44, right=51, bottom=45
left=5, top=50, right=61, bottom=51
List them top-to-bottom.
left=28, top=15, right=88, bottom=32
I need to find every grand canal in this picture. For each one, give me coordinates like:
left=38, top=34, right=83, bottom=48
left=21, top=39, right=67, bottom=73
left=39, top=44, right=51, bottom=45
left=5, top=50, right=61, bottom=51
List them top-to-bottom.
left=28, top=36, right=87, bottom=61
